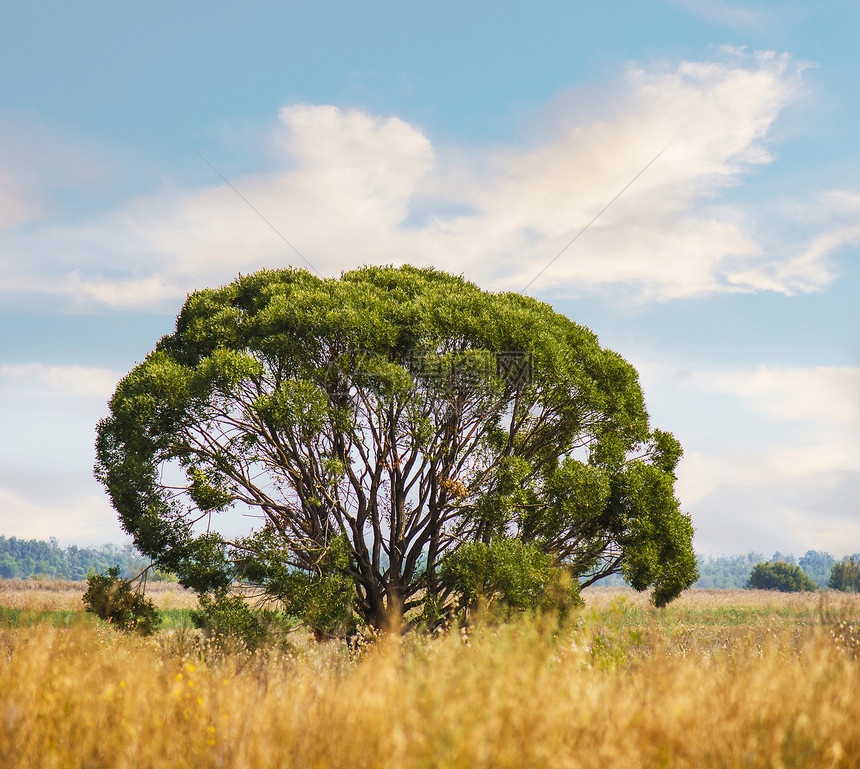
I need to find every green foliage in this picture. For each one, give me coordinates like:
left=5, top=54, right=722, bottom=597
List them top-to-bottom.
left=95, top=265, right=698, bottom=631
left=611, top=459, right=698, bottom=608
left=232, top=531, right=358, bottom=639
left=0, top=536, right=150, bottom=580
left=440, top=538, right=581, bottom=616
left=798, top=550, right=836, bottom=587
left=692, top=551, right=836, bottom=589
left=694, top=552, right=766, bottom=589
left=828, top=556, right=860, bottom=592
left=746, top=561, right=818, bottom=593
left=82, top=567, right=160, bottom=634
left=191, top=589, right=297, bottom=651
left=0, top=607, right=94, bottom=628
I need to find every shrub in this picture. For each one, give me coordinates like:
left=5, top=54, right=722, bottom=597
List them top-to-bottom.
left=828, top=556, right=860, bottom=592
left=746, top=561, right=817, bottom=592
left=83, top=566, right=160, bottom=634
left=191, top=589, right=296, bottom=651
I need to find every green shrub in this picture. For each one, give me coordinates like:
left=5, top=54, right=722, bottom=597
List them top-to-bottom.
left=828, top=556, right=860, bottom=592
left=745, top=561, right=817, bottom=593
left=83, top=566, right=160, bottom=634
left=191, top=589, right=295, bottom=651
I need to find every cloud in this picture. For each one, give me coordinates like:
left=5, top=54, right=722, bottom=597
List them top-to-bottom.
left=673, top=0, right=775, bottom=32
left=3, top=49, right=854, bottom=309
left=137, top=106, right=435, bottom=279
left=0, top=110, right=122, bottom=236
left=0, top=122, right=44, bottom=232
left=0, top=173, right=38, bottom=232
left=726, top=190, right=860, bottom=295
left=0, top=364, right=122, bottom=400
left=0, top=364, right=126, bottom=545
left=667, top=364, right=860, bottom=555
left=679, top=364, right=860, bottom=491
left=693, top=364, right=860, bottom=428
left=0, top=485, right=125, bottom=545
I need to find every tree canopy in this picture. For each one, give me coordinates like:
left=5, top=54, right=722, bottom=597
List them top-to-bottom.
left=95, top=265, right=697, bottom=631
left=0, top=536, right=150, bottom=581
left=798, top=549, right=836, bottom=588
left=829, top=556, right=860, bottom=593
left=746, top=561, right=818, bottom=593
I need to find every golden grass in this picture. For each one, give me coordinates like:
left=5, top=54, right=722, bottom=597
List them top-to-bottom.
left=0, top=579, right=199, bottom=611
left=1, top=585, right=859, bottom=768
left=582, top=585, right=860, bottom=612
left=582, top=587, right=860, bottom=615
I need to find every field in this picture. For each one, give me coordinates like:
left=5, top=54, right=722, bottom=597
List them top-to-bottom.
left=1, top=582, right=859, bottom=768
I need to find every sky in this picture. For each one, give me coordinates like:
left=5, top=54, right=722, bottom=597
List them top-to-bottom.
left=0, top=0, right=858, bottom=557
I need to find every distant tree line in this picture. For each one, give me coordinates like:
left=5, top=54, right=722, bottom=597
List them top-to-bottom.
left=2, top=535, right=858, bottom=594
left=0, top=536, right=150, bottom=580
left=595, top=550, right=856, bottom=591
left=695, top=550, right=838, bottom=589
left=829, top=556, right=860, bottom=592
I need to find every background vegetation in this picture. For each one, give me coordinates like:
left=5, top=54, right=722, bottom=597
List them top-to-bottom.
left=0, top=536, right=150, bottom=580
left=2, top=538, right=855, bottom=593
left=746, top=561, right=818, bottom=592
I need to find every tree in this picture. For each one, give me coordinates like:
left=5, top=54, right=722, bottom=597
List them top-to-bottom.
left=95, top=265, right=697, bottom=631
left=798, top=549, right=835, bottom=588
left=694, top=551, right=764, bottom=589
left=828, top=556, right=860, bottom=593
left=746, top=561, right=817, bottom=592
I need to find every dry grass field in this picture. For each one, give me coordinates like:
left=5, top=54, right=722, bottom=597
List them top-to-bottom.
left=0, top=578, right=199, bottom=611
left=1, top=582, right=859, bottom=768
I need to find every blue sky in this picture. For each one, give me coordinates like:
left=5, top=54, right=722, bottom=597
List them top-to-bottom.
left=1, top=0, right=858, bottom=556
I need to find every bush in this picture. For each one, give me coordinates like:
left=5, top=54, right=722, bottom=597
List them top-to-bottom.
left=829, top=556, right=860, bottom=592
left=745, top=561, right=817, bottom=593
left=83, top=566, right=160, bottom=634
left=191, top=589, right=296, bottom=651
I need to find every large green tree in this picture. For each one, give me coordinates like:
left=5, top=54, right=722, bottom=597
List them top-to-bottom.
left=95, top=265, right=696, bottom=630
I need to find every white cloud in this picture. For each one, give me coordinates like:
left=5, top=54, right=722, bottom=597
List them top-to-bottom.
left=3, top=50, right=856, bottom=309
left=0, top=111, right=122, bottom=238
left=727, top=190, right=860, bottom=295
left=664, top=363, right=860, bottom=555
left=0, top=364, right=122, bottom=400
left=692, top=364, right=860, bottom=428
left=0, top=365, right=125, bottom=545
left=0, top=486, right=125, bottom=545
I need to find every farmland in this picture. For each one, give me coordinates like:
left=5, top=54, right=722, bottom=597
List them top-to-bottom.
left=1, top=582, right=859, bottom=768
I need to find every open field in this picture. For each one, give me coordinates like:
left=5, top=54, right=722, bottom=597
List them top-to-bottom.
left=0, top=578, right=199, bottom=611
left=1, top=583, right=859, bottom=768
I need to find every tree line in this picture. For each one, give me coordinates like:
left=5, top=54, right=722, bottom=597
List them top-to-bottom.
left=4, top=534, right=856, bottom=593
left=0, top=536, right=150, bottom=580
left=592, top=550, right=856, bottom=590
left=695, top=550, right=839, bottom=589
